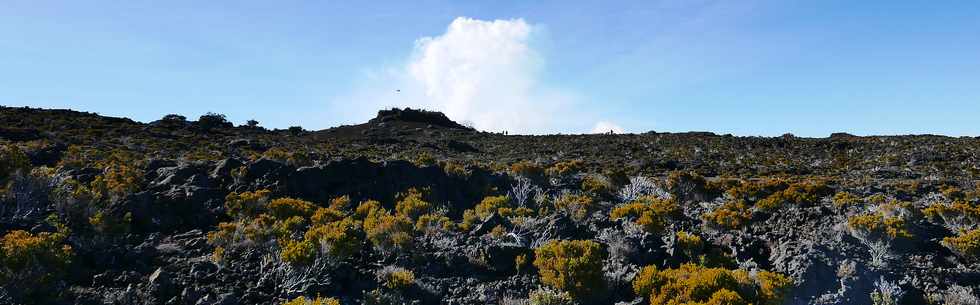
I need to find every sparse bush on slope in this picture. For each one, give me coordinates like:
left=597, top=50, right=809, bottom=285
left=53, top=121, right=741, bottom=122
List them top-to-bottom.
left=534, top=239, right=607, bottom=299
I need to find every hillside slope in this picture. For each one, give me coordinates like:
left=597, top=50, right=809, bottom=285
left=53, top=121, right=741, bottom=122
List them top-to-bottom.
left=0, top=106, right=978, bottom=305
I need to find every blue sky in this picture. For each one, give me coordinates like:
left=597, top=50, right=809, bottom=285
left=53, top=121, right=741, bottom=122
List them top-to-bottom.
left=2, top=1, right=978, bottom=136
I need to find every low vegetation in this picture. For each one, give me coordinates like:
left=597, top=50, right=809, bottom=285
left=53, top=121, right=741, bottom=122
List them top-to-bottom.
left=1, top=106, right=978, bottom=304
left=632, top=264, right=792, bottom=305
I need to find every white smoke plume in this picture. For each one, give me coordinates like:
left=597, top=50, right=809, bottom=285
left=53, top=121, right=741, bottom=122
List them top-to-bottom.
left=332, top=17, right=616, bottom=134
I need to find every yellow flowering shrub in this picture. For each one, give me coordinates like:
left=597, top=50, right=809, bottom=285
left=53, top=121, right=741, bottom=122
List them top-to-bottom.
left=0, top=144, right=30, bottom=184
left=261, top=147, right=311, bottom=167
left=546, top=160, right=584, bottom=177
left=511, top=161, right=544, bottom=178
left=581, top=175, right=612, bottom=194
left=754, top=180, right=830, bottom=210
left=395, top=188, right=431, bottom=219
left=225, top=189, right=272, bottom=219
left=832, top=192, right=862, bottom=208
left=553, top=193, right=594, bottom=221
left=328, top=195, right=352, bottom=211
left=475, top=195, right=510, bottom=219
left=610, top=196, right=679, bottom=233
left=268, top=197, right=317, bottom=219
left=354, top=200, right=382, bottom=220
left=703, top=200, right=753, bottom=229
left=924, top=200, right=980, bottom=226
left=311, top=207, right=346, bottom=225
left=363, top=208, right=413, bottom=254
left=459, top=209, right=480, bottom=232
left=415, top=213, right=452, bottom=233
left=848, top=213, right=912, bottom=239
left=304, top=217, right=363, bottom=260
left=942, top=228, right=980, bottom=259
left=0, top=230, right=74, bottom=295
left=675, top=231, right=703, bottom=257
left=281, top=239, right=317, bottom=264
left=533, top=239, right=607, bottom=298
left=632, top=264, right=792, bottom=305
left=378, top=267, right=415, bottom=290
left=281, top=296, right=340, bottom=305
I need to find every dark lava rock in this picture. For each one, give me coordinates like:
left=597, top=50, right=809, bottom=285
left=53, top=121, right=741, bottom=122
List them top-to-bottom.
left=368, top=107, right=473, bottom=130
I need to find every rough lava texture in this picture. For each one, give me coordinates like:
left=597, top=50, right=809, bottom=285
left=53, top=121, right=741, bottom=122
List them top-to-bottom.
left=0, top=106, right=978, bottom=305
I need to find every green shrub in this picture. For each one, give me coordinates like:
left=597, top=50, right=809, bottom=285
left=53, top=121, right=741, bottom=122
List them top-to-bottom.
left=533, top=239, right=607, bottom=298
left=632, top=264, right=792, bottom=305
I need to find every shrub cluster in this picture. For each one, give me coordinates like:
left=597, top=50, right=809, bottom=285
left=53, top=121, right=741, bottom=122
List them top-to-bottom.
left=0, top=144, right=30, bottom=186
left=261, top=147, right=312, bottom=167
left=54, top=150, right=143, bottom=234
left=546, top=160, right=584, bottom=177
left=511, top=161, right=544, bottom=178
left=581, top=174, right=612, bottom=195
left=754, top=180, right=830, bottom=210
left=832, top=191, right=862, bottom=208
left=209, top=192, right=371, bottom=265
left=553, top=193, right=595, bottom=221
left=610, top=196, right=679, bottom=233
left=359, top=200, right=413, bottom=255
left=702, top=200, right=753, bottom=230
left=924, top=200, right=980, bottom=231
left=848, top=201, right=913, bottom=240
left=942, top=228, right=980, bottom=259
left=0, top=229, right=74, bottom=299
left=533, top=239, right=607, bottom=299
left=632, top=264, right=792, bottom=305
left=377, top=266, right=415, bottom=290
left=281, top=296, right=340, bottom=305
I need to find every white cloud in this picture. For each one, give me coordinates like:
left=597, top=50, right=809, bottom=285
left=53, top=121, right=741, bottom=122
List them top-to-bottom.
left=329, top=17, right=606, bottom=134
left=407, top=17, right=565, bottom=133
left=591, top=121, right=626, bottom=134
